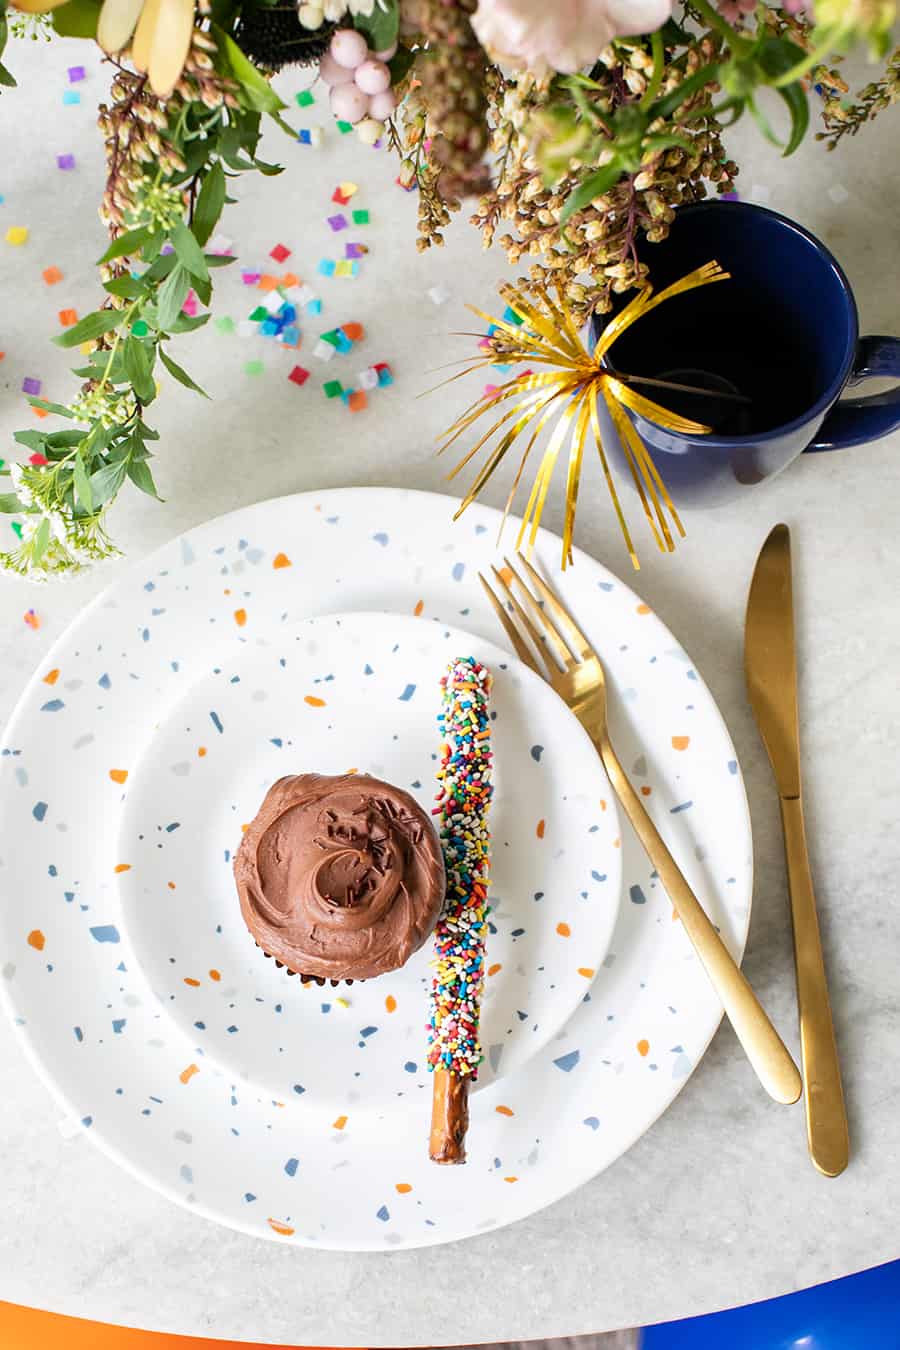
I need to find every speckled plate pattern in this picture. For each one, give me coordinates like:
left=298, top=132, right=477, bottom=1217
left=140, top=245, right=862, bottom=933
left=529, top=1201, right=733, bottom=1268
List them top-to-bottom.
left=0, top=488, right=752, bottom=1250
left=114, top=613, right=623, bottom=1106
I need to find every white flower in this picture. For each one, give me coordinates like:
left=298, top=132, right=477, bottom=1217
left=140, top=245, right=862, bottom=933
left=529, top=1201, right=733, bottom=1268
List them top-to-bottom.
left=323, top=0, right=350, bottom=20
left=348, top=0, right=376, bottom=14
left=471, top=0, right=673, bottom=75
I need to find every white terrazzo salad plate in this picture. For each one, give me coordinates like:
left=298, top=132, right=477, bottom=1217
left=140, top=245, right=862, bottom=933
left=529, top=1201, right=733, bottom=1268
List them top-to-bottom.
left=0, top=487, right=752, bottom=1250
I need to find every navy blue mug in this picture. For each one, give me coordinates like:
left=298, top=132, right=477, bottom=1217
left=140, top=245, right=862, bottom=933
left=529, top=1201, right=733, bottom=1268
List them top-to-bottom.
left=589, top=201, right=900, bottom=507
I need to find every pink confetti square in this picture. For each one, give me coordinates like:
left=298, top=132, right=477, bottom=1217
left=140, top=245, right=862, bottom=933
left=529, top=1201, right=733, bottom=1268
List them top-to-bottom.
left=270, top=243, right=291, bottom=263
left=241, top=271, right=261, bottom=285
left=182, top=291, right=198, bottom=317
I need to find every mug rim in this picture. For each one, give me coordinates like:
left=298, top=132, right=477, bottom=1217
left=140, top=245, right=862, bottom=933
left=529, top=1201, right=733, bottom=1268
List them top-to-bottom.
left=611, top=199, right=860, bottom=447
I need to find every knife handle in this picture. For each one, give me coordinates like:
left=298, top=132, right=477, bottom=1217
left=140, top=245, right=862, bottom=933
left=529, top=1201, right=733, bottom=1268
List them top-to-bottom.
left=598, top=737, right=802, bottom=1105
left=780, top=795, right=849, bottom=1176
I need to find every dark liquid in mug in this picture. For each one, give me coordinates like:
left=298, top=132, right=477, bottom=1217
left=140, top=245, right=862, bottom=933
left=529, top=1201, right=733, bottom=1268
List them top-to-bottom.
left=606, top=286, right=819, bottom=436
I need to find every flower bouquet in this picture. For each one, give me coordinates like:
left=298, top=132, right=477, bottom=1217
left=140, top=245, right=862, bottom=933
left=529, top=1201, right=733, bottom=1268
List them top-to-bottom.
left=0, top=0, right=896, bottom=576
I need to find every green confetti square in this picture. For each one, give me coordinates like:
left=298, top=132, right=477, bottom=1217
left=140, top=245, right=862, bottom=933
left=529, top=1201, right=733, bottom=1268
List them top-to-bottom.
left=296, top=89, right=315, bottom=107
left=336, top=120, right=354, bottom=134
left=352, top=209, right=369, bottom=224
left=249, top=306, right=268, bottom=322
left=215, top=316, right=235, bottom=334
left=131, top=319, right=149, bottom=337
left=244, top=360, right=264, bottom=377
left=323, top=380, right=343, bottom=398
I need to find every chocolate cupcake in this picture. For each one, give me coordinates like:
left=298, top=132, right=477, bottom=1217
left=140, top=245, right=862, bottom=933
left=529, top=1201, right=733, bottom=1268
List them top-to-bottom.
left=234, top=773, right=445, bottom=983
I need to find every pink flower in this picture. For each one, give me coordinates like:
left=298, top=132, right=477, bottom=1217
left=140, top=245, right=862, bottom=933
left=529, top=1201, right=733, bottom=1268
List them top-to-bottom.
left=471, top=0, right=674, bottom=75
left=716, top=0, right=754, bottom=20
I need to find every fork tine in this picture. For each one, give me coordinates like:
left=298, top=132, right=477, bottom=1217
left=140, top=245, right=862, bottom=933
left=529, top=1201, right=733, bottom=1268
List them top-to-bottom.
left=516, top=552, right=594, bottom=660
left=503, top=556, right=577, bottom=667
left=488, top=566, right=557, bottom=680
left=478, top=572, right=541, bottom=676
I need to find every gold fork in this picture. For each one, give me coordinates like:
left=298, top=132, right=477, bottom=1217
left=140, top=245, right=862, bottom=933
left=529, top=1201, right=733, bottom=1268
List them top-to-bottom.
left=480, top=553, right=802, bottom=1106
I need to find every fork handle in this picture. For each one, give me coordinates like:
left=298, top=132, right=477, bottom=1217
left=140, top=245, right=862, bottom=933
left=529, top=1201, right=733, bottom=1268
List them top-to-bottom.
left=596, top=734, right=802, bottom=1106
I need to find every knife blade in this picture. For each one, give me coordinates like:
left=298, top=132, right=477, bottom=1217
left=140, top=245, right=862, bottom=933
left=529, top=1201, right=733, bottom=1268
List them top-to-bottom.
left=745, top=524, right=849, bottom=1177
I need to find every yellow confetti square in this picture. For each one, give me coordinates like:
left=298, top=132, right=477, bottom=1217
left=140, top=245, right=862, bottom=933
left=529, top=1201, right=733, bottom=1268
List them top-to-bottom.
left=339, top=181, right=359, bottom=198
left=5, top=226, right=29, bottom=246
left=334, top=260, right=353, bottom=277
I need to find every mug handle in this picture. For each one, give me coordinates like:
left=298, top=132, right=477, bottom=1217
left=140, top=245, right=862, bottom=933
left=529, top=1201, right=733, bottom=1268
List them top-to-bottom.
left=806, top=335, right=900, bottom=452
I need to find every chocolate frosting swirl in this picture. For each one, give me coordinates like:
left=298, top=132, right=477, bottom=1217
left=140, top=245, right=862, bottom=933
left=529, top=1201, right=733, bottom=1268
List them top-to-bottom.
left=234, top=773, right=445, bottom=981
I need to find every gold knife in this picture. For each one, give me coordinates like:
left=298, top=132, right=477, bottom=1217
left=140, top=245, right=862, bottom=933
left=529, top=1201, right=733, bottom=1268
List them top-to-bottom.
left=745, top=524, right=849, bottom=1176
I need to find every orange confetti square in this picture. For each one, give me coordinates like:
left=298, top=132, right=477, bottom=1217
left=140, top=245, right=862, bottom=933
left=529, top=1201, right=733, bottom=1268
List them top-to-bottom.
left=42, top=266, right=63, bottom=285
left=280, top=272, right=299, bottom=288
left=257, top=273, right=279, bottom=292
left=58, top=308, right=78, bottom=327
left=342, top=322, right=364, bottom=341
left=348, top=390, right=367, bottom=413
left=33, top=407, right=48, bottom=420
left=272, top=552, right=292, bottom=569
left=413, top=599, right=424, bottom=616
left=636, top=603, right=651, bottom=615
left=234, top=608, right=247, bottom=627
left=43, top=669, right=60, bottom=685
left=304, top=695, right=326, bottom=707
left=671, top=735, right=690, bottom=751
left=198, top=747, right=207, bottom=757
left=109, top=769, right=128, bottom=784
left=640, top=785, right=652, bottom=796
left=536, top=819, right=546, bottom=839
left=113, top=863, right=131, bottom=874
left=168, top=882, right=176, bottom=890
left=556, top=922, right=571, bottom=937
left=27, top=929, right=45, bottom=951
left=487, top=962, right=502, bottom=977
left=577, top=967, right=595, bottom=979
left=209, top=968, right=221, bottom=981
left=183, top=977, right=201, bottom=987
left=385, top=995, right=397, bottom=1013
left=637, top=1039, right=650, bottom=1057
left=179, top=1063, right=199, bottom=1084
left=495, top=1105, right=514, bottom=1117
left=332, top=1114, right=348, bottom=1130
left=503, top=1176, right=518, bottom=1183
left=395, top=1182, right=412, bottom=1194
left=267, top=1218, right=295, bottom=1236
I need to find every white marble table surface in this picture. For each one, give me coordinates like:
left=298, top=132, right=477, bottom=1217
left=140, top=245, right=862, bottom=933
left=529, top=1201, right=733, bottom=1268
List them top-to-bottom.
left=1, top=35, right=898, bottom=1347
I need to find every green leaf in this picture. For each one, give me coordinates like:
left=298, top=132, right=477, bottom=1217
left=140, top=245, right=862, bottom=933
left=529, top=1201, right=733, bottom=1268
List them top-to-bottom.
left=51, top=0, right=101, bottom=39
left=352, top=0, right=398, bottom=52
left=212, top=27, right=286, bottom=114
left=756, top=37, right=809, bottom=156
left=388, top=46, right=414, bottom=85
left=0, top=64, right=15, bottom=90
left=774, top=81, right=809, bottom=156
left=746, top=94, right=783, bottom=149
left=192, top=160, right=226, bottom=247
left=559, top=160, right=625, bottom=226
left=171, top=219, right=209, bottom=283
left=98, top=225, right=154, bottom=265
left=142, top=252, right=179, bottom=284
left=206, top=253, right=237, bottom=268
left=156, top=263, right=191, bottom=332
left=192, top=273, right=212, bottom=307
left=103, top=276, right=146, bottom=300
left=52, top=309, right=123, bottom=349
left=166, top=311, right=211, bottom=334
left=124, top=337, right=156, bottom=404
left=159, top=347, right=210, bottom=398
left=29, top=399, right=72, bottom=418
left=13, top=430, right=48, bottom=452
left=44, top=430, right=86, bottom=449
left=73, top=454, right=93, bottom=513
left=127, top=458, right=163, bottom=500
left=89, top=459, right=127, bottom=508
left=0, top=492, right=22, bottom=514
left=31, top=517, right=50, bottom=564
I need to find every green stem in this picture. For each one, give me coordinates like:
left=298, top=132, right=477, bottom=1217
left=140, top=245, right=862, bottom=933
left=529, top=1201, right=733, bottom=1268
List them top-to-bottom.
left=690, top=0, right=752, bottom=54
left=641, top=29, right=666, bottom=110
left=770, top=30, right=841, bottom=88
left=649, top=62, right=721, bottom=121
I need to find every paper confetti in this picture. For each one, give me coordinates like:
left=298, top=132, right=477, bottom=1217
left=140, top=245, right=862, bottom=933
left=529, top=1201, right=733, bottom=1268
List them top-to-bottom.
left=5, top=226, right=28, bottom=246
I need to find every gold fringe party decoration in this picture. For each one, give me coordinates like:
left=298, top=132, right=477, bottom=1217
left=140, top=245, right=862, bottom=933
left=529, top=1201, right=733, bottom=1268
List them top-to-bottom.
left=435, top=261, right=731, bottom=569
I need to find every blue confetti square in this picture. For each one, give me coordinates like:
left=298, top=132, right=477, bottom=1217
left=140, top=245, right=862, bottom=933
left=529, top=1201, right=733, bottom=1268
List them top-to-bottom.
left=62, top=90, right=81, bottom=106
left=298, top=129, right=312, bottom=145
left=317, top=259, right=335, bottom=277
left=306, top=298, right=322, bottom=314
left=260, top=317, right=281, bottom=336
left=281, top=324, right=301, bottom=346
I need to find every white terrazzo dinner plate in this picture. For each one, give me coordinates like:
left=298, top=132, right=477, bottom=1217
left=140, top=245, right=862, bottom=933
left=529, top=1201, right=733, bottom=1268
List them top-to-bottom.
left=0, top=488, right=752, bottom=1250
left=114, top=614, right=623, bottom=1106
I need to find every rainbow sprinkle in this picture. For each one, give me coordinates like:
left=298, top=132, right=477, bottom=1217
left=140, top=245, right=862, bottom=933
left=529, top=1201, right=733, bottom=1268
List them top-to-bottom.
left=427, top=657, right=493, bottom=1079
